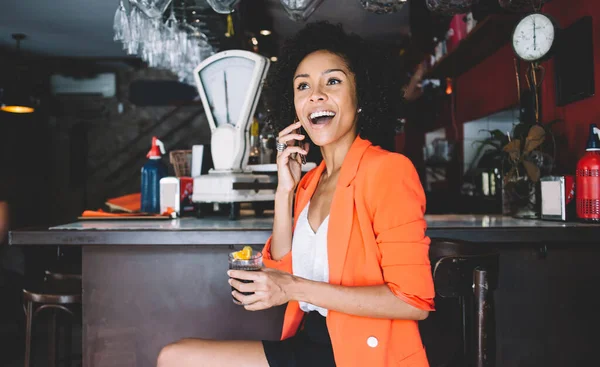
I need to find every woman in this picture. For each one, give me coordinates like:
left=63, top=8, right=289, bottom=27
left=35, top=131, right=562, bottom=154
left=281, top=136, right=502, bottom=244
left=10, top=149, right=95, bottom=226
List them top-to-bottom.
left=157, top=22, right=434, bottom=367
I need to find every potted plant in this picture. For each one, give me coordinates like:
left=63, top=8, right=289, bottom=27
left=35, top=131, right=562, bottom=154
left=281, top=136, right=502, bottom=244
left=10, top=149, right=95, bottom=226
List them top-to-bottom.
left=470, top=120, right=559, bottom=218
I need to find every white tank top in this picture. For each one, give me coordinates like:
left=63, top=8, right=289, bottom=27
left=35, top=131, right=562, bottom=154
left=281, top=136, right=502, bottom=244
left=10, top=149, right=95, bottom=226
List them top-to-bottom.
left=292, top=202, right=330, bottom=317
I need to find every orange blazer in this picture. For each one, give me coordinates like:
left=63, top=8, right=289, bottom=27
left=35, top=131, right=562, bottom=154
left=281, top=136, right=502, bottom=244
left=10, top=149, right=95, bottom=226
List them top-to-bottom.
left=263, top=136, right=434, bottom=366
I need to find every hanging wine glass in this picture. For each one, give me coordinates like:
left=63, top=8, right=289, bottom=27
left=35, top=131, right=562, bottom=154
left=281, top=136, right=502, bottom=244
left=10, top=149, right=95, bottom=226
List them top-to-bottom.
left=112, top=0, right=214, bottom=82
left=113, top=0, right=130, bottom=41
left=129, top=0, right=173, bottom=18
left=205, top=0, right=240, bottom=14
left=280, top=0, right=324, bottom=22
left=359, top=0, right=407, bottom=14
left=425, top=0, right=479, bottom=15
left=498, top=0, right=549, bottom=12
left=160, top=1, right=179, bottom=69
left=124, top=5, right=145, bottom=54
left=141, top=19, right=163, bottom=67
left=177, top=20, right=213, bottom=84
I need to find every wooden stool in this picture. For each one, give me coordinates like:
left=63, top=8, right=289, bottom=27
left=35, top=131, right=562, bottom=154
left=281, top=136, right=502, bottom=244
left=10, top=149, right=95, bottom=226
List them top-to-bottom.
left=427, top=238, right=499, bottom=367
left=22, top=277, right=81, bottom=367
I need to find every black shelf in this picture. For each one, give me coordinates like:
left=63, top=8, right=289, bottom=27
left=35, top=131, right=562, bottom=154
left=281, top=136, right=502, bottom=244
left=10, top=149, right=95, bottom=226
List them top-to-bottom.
left=425, top=14, right=521, bottom=79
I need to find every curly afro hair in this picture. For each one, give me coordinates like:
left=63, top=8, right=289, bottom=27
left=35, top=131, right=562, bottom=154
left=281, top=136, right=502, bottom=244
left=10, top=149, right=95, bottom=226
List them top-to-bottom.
left=263, top=21, right=406, bottom=152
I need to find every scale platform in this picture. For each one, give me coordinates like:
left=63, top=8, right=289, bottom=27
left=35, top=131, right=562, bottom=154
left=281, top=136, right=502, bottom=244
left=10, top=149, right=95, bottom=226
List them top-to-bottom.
left=192, top=163, right=316, bottom=219
left=192, top=171, right=276, bottom=203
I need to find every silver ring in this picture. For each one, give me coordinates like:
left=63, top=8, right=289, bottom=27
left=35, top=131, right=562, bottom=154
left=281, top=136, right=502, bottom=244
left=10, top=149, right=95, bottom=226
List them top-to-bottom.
left=276, top=142, right=287, bottom=152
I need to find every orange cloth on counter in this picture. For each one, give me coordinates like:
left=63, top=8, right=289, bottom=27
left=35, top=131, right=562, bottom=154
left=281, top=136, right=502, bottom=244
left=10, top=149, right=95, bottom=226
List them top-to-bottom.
left=262, top=136, right=434, bottom=367
left=105, top=193, right=141, bottom=212
left=81, top=208, right=175, bottom=218
left=81, top=210, right=154, bottom=218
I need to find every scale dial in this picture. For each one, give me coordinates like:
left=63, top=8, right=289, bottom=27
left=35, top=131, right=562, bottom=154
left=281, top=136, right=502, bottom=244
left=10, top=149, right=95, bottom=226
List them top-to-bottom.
left=512, top=13, right=557, bottom=62
left=194, top=50, right=269, bottom=171
left=197, top=56, right=258, bottom=127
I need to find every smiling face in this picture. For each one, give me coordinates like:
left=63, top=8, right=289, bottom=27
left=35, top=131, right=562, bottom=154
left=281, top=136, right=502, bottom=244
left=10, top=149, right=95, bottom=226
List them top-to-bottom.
left=293, top=50, right=359, bottom=148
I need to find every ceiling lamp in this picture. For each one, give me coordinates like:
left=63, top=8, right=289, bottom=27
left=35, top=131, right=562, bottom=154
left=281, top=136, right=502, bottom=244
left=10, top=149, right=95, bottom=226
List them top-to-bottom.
left=206, top=0, right=240, bottom=14
left=239, top=0, right=273, bottom=36
left=280, top=0, right=324, bottom=22
left=360, top=0, right=407, bottom=14
left=426, top=0, right=479, bottom=15
left=498, top=0, right=549, bottom=12
left=1, top=34, right=36, bottom=114
left=0, top=89, right=36, bottom=114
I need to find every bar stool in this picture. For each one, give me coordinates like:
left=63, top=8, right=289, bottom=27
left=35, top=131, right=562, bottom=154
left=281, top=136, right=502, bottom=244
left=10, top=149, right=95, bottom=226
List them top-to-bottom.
left=423, top=238, right=499, bottom=367
left=45, top=247, right=82, bottom=281
left=44, top=269, right=82, bottom=281
left=22, top=276, right=81, bottom=367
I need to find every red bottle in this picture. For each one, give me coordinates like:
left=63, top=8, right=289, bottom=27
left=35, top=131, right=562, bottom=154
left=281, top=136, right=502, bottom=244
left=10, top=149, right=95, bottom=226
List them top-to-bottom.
left=576, top=123, right=600, bottom=221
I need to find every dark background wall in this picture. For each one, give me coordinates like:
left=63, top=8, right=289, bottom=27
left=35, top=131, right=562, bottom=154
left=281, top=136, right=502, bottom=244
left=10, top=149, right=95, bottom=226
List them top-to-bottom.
left=411, top=0, right=600, bottom=175
left=0, top=57, right=211, bottom=228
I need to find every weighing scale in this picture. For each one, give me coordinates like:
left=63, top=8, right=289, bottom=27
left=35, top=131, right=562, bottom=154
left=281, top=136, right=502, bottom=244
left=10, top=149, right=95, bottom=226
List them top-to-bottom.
left=191, top=50, right=276, bottom=219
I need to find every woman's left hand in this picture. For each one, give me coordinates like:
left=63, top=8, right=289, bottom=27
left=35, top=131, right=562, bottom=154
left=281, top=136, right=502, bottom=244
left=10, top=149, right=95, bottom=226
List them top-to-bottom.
left=228, top=268, right=296, bottom=311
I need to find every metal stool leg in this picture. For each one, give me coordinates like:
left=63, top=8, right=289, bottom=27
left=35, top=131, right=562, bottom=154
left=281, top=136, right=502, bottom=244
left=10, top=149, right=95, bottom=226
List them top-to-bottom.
left=474, top=267, right=495, bottom=367
left=458, top=295, right=470, bottom=366
left=24, top=300, right=33, bottom=367
left=48, top=309, right=57, bottom=367
left=63, top=313, right=73, bottom=367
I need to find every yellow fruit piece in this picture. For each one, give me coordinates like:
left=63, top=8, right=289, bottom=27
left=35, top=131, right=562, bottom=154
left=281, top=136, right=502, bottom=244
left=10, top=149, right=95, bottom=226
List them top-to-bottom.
left=233, top=246, right=253, bottom=260
left=241, top=246, right=253, bottom=259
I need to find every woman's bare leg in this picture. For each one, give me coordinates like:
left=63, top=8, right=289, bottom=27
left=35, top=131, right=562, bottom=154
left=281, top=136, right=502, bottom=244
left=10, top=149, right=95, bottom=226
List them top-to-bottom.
left=157, top=338, right=270, bottom=367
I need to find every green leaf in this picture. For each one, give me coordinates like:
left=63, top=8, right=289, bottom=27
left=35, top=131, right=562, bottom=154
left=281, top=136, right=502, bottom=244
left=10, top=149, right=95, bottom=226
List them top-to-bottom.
left=467, top=128, right=514, bottom=173
left=489, top=129, right=509, bottom=145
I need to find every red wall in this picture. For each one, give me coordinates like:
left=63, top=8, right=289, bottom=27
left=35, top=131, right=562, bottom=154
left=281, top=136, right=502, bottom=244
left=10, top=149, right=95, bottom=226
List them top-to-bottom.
left=452, top=0, right=600, bottom=174
left=540, top=0, right=600, bottom=172
left=455, top=45, right=519, bottom=125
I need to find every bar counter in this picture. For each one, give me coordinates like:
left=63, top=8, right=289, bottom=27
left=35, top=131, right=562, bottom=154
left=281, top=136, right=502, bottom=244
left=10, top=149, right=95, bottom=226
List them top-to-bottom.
left=9, top=214, right=600, bottom=366
left=10, top=214, right=600, bottom=246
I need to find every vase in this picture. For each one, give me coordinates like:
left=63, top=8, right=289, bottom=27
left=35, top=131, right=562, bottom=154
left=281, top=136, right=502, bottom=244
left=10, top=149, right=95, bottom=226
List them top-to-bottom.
left=502, top=176, right=541, bottom=219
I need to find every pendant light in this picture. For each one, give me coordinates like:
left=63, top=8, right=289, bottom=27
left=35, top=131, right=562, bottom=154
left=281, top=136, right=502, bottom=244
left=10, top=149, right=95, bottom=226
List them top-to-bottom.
left=1, top=34, right=36, bottom=114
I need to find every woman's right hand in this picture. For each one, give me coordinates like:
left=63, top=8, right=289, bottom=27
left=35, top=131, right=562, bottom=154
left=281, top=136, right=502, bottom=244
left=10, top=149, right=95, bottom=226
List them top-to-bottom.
left=276, top=121, right=308, bottom=193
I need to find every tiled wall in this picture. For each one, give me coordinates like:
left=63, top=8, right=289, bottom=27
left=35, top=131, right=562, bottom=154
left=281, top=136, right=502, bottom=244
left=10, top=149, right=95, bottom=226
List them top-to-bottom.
left=463, top=108, right=518, bottom=173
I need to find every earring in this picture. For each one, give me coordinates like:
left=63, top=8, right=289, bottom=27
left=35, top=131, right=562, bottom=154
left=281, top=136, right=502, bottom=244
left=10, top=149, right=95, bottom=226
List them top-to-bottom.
left=357, top=107, right=362, bottom=113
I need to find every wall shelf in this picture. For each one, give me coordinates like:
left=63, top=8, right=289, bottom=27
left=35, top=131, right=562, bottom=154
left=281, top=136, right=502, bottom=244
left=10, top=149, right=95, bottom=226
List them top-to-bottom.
left=425, top=14, right=521, bottom=79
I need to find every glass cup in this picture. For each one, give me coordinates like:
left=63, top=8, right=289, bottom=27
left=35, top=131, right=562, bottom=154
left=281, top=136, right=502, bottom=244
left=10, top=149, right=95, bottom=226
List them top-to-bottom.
left=228, top=250, right=263, bottom=305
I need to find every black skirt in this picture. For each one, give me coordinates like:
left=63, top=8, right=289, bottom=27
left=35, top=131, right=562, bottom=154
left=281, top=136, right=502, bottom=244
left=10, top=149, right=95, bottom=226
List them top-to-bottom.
left=262, top=311, right=336, bottom=367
